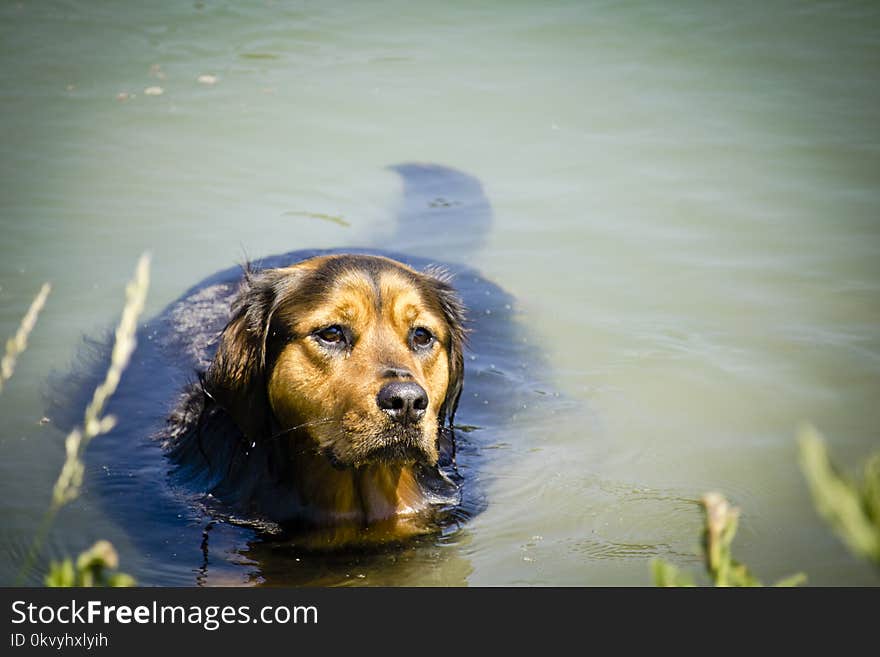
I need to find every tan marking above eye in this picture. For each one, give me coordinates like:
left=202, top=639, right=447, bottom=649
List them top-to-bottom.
left=379, top=276, right=447, bottom=343
left=294, top=287, right=377, bottom=339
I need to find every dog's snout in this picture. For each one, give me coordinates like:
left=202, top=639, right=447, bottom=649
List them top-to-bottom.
left=381, top=367, right=413, bottom=380
left=377, top=381, right=428, bottom=424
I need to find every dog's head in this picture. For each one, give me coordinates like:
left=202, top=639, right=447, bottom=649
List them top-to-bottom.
left=204, top=254, right=465, bottom=469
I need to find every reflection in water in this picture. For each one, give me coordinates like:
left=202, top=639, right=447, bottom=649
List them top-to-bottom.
left=224, top=532, right=475, bottom=587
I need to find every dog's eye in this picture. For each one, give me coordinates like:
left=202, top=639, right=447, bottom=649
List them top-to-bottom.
left=314, top=325, right=346, bottom=345
left=411, top=327, right=435, bottom=349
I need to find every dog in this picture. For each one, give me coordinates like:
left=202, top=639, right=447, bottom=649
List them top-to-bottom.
left=51, top=164, right=546, bottom=577
left=165, top=253, right=466, bottom=544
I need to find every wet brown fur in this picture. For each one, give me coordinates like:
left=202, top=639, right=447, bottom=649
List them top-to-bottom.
left=200, top=254, right=465, bottom=535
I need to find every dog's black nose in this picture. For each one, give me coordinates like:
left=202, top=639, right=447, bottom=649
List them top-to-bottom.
left=377, top=381, right=428, bottom=424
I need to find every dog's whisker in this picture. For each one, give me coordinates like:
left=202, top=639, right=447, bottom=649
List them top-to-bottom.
left=269, top=417, right=339, bottom=442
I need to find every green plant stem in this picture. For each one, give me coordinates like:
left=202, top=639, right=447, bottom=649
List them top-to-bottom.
left=14, top=254, right=150, bottom=585
left=0, top=282, right=51, bottom=393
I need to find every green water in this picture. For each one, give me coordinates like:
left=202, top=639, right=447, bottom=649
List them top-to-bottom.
left=1, top=0, right=879, bottom=585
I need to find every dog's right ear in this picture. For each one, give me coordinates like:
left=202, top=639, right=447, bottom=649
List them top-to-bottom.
left=204, top=265, right=305, bottom=445
left=422, top=267, right=467, bottom=428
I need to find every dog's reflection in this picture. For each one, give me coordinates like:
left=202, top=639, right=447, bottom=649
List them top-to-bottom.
left=193, top=519, right=474, bottom=586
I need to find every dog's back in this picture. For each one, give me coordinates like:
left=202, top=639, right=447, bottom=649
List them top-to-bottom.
left=387, top=162, right=493, bottom=261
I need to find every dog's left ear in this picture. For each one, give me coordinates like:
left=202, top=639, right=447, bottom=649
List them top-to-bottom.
left=205, top=265, right=305, bottom=445
left=423, top=268, right=467, bottom=427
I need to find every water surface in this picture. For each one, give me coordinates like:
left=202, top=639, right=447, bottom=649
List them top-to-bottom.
left=1, top=0, right=879, bottom=585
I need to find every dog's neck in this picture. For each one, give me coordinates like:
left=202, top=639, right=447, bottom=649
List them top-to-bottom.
left=288, top=445, right=431, bottom=528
